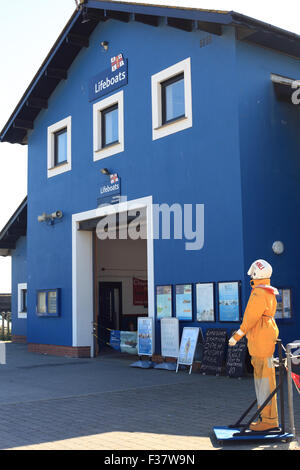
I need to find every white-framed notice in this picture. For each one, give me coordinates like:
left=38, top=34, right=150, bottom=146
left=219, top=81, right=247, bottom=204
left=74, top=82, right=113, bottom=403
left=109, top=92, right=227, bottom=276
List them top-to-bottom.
left=138, top=317, right=154, bottom=356
left=161, top=317, right=179, bottom=358
left=176, top=327, right=200, bottom=374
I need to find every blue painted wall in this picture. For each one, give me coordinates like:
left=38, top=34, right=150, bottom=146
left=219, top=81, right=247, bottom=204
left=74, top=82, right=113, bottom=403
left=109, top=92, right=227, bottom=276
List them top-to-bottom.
left=25, top=17, right=300, bottom=351
left=237, top=40, right=300, bottom=346
left=11, top=236, right=27, bottom=338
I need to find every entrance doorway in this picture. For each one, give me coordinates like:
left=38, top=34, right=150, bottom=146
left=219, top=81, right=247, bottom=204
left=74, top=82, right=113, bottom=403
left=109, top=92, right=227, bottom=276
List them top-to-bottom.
left=72, top=196, right=154, bottom=358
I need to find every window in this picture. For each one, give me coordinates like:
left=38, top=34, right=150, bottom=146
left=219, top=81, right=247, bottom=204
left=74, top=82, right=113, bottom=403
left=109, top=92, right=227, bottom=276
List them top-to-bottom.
left=151, top=58, right=192, bottom=140
left=161, top=73, right=185, bottom=124
left=93, top=91, right=124, bottom=161
left=101, top=104, right=119, bottom=148
left=47, top=116, right=71, bottom=178
left=54, top=128, right=68, bottom=166
left=18, top=283, right=27, bottom=319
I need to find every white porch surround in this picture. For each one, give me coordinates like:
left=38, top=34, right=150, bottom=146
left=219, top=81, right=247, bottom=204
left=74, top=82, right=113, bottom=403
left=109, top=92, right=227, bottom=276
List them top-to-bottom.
left=72, top=196, right=154, bottom=357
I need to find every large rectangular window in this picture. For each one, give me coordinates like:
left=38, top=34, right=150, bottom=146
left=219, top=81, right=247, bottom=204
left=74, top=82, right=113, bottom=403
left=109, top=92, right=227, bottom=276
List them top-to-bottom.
left=151, top=58, right=192, bottom=140
left=161, top=73, right=185, bottom=125
left=93, top=91, right=124, bottom=161
left=101, top=104, right=119, bottom=148
left=47, top=116, right=72, bottom=178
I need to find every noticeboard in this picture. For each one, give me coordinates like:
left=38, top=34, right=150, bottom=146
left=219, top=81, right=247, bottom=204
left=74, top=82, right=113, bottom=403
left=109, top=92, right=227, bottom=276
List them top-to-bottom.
left=175, top=284, right=193, bottom=320
left=156, top=285, right=172, bottom=319
left=137, top=317, right=154, bottom=356
left=160, top=317, right=179, bottom=358
left=176, top=327, right=200, bottom=374
left=200, top=328, right=227, bottom=375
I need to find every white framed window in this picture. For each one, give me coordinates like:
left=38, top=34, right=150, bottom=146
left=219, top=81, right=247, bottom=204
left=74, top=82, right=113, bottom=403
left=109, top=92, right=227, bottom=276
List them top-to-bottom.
left=151, top=58, right=192, bottom=141
left=93, top=90, right=124, bottom=161
left=93, top=91, right=124, bottom=161
left=47, top=116, right=72, bottom=178
left=18, top=283, right=27, bottom=319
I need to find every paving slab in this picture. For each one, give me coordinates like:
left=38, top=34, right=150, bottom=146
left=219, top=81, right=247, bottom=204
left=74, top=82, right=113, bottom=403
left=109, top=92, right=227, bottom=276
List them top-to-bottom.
left=0, top=343, right=298, bottom=451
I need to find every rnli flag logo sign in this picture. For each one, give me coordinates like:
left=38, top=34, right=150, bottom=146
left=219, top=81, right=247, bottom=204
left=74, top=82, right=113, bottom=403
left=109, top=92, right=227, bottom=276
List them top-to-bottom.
left=89, top=55, right=128, bottom=102
left=98, top=175, right=121, bottom=206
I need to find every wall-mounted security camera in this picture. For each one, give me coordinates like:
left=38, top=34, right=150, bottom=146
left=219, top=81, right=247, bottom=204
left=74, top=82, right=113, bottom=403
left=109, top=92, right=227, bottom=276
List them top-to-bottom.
left=37, top=211, right=64, bottom=224
left=51, top=211, right=63, bottom=220
left=37, top=213, right=47, bottom=223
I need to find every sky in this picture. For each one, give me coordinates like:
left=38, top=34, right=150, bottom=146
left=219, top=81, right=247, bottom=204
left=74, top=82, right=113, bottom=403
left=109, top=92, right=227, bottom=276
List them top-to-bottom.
left=0, top=0, right=300, bottom=292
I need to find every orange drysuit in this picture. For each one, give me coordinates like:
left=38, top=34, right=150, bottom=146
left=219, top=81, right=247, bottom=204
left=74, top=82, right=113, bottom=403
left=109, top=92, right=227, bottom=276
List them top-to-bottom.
left=233, top=278, right=279, bottom=428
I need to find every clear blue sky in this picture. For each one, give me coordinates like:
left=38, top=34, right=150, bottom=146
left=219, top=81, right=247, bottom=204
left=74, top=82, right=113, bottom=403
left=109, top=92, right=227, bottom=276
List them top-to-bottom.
left=0, top=0, right=300, bottom=292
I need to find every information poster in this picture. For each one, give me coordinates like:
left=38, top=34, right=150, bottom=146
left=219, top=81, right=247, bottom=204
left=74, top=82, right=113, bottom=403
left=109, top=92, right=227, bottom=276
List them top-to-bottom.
left=133, top=278, right=148, bottom=307
left=218, top=282, right=240, bottom=322
left=196, top=283, right=215, bottom=322
left=175, top=284, right=192, bottom=320
left=156, top=286, right=172, bottom=319
left=275, top=288, right=292, bottom=319
left=275, top=289, right=283, bottom=319
left=282, top=289, right=292, bottom=318
left=47, top=291, right=58, bottom=315
left=37, top=292, right=47, bottom=315
left=138, top=317, right=154, bottom=356
left=161, top=318, right=179, bottom=358
left=177, top=327, right=200, bottom=367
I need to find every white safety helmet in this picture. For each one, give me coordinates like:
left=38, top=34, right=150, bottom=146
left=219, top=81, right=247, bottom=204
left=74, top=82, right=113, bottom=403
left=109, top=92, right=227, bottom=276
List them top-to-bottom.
left=247, top=259, right=273, bottom=279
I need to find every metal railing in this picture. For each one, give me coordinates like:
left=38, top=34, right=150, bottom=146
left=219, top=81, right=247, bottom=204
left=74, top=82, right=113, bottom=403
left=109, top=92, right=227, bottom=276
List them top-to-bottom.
left=286, top=342, right=300, bottom=437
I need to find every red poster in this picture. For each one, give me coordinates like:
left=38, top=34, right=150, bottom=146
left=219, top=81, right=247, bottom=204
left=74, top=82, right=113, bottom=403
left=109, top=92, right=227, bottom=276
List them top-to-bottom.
left=133, top=278, right=148, bottom=307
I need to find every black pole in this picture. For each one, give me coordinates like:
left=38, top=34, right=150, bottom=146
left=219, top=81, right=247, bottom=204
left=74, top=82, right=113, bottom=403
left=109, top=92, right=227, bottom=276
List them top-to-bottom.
left=278, top=339, right=285, bottom=433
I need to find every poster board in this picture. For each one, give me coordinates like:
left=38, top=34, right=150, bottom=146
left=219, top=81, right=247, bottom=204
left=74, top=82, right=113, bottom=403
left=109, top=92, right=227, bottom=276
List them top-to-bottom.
left=196, top=282, right=215, bottom=322
left=218, top=282, right=240, bottom=322
left=175, top=284, right=193, bottom=320
left=156, top=285, right=172, bottom=319
left=275, top=288, right=292, bottom=319
left=137, top=317, right=154, bottom=356
left=160, top=317, right=179, bottom=358
left=176, top=327, right=200, bottom=374
left=200, top=328, right=227, bottom=375
left=225, top=329, right=248, bottom=378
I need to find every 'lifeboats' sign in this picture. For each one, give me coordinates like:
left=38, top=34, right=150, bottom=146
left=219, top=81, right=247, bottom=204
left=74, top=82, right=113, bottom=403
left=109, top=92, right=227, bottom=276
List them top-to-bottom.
left=89, top=57, right=128, bottom=102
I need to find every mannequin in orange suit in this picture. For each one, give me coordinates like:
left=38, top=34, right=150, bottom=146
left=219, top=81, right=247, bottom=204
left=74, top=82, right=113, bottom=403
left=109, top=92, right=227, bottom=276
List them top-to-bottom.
left=229, top=260, right=280, bottom=432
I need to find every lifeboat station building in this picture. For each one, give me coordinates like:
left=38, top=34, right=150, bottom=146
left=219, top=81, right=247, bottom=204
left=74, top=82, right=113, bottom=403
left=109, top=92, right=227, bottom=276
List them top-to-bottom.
left=1, top=0, right=300, bottom=358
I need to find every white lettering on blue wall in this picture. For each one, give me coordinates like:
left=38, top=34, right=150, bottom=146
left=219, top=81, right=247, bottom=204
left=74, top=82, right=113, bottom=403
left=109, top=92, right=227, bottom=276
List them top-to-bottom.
left=89, top=59, right=128, bottom=102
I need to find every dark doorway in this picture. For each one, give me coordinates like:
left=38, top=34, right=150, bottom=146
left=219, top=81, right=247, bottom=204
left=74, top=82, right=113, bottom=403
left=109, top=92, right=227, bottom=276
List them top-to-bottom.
left=98, top=282, right=122, bottom=351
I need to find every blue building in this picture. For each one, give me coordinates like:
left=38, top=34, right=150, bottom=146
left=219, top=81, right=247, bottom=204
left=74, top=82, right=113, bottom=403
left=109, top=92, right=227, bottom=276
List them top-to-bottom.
left=1, top=1, right=300, bottom=357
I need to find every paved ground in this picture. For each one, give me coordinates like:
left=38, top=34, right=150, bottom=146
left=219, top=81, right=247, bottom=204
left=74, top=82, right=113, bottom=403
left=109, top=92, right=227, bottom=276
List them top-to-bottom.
left=0, top=343, right=298, bottom=451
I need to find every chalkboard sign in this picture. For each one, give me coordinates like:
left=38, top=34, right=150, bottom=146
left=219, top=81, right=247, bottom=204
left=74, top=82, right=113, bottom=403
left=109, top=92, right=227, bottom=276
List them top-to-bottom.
left=200, top=328, right=227, bottom=375
left=225, top=330, right=248, bottom=378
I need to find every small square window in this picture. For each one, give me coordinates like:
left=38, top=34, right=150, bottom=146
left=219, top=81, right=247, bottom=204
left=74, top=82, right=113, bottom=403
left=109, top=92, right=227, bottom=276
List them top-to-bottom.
left=161, top=73, right=185, bottom=125
left=93, top=91, right=124, bottom=161
left=101, top=104, right=119, bottom=148
left=47, top=116, right=71, bottom=178
left=54, top=128, right=68, bottom=166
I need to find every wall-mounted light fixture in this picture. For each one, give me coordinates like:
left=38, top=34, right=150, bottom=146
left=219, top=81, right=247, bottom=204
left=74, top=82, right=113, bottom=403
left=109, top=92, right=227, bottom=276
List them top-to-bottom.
left=100, top=41, right=109, bottom=51
left=100, top=168, right=111, bottom=176
left=38, top=211, right=64, bottom=225
left=272, top=240, right=284, bottom=255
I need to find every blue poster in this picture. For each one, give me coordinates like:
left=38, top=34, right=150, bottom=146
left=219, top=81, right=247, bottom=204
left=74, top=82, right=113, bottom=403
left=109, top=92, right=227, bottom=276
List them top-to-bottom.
left=218, top=282, right=240, bottom=322
left=176, top=284, right=192, bottom=320
left=138, top=318, right=154, bottom=356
